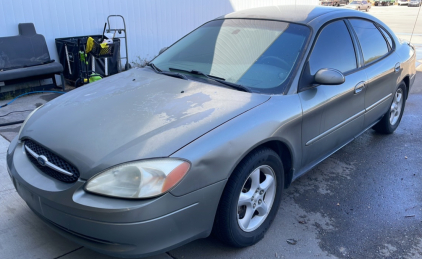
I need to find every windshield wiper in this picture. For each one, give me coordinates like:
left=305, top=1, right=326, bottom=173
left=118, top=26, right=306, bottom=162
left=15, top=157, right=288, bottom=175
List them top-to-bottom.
left=147, top=63, right=188, bottom=80
left=168, top=67, right=251, bottom=93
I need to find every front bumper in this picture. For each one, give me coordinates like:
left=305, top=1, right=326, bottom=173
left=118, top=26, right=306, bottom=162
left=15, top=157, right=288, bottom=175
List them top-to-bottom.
left=7, top=140, right=226, bottom=258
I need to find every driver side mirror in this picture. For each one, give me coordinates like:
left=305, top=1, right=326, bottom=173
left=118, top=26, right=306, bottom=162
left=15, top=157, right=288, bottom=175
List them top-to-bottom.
left=159, top=47, right=168, bottom=55
left=314, top=68, right=345, bottom=85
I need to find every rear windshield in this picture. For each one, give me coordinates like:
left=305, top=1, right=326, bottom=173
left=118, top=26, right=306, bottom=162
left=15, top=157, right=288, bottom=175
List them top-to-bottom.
left=152, top=19, right=310, bottom=94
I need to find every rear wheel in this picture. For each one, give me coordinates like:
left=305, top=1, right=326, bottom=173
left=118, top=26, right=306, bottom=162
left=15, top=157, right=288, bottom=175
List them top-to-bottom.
left=373, top=82, right=407, bottom=134
left=213, top=147, right=284, bottom=247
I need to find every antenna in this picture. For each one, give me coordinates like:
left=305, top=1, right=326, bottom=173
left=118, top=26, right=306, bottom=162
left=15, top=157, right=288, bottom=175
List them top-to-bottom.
left=410, top=3, right=422, bottom=43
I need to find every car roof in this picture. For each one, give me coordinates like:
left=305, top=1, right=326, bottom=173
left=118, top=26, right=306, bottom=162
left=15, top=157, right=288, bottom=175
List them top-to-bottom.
left=220, top=5, right=346, bottom=25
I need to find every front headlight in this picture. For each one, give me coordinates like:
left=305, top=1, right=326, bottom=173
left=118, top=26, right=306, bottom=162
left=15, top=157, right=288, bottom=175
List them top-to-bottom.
left=18, top=105, right=43, bottom=141
left=85, top=158, right=190, bottom=199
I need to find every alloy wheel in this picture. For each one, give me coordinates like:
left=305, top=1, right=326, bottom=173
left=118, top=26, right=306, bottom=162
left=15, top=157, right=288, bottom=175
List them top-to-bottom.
left=390, top=88, right=404, bottom=126
left=237, top=165, right=276, bottom=232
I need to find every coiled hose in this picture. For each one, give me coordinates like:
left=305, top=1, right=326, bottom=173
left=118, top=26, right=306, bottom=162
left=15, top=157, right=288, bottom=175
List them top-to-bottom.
left=0, top=91, right=66, bottom=127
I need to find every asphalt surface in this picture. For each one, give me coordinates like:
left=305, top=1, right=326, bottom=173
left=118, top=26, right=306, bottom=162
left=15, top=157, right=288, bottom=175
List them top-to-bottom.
left=370, top=4, right=422, bottom=44
left=0, top=5, right=421, bottom=259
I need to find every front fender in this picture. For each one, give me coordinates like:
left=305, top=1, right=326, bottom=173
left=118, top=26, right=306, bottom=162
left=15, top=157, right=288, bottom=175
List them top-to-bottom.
left=170, top=95, right=303, bottom=197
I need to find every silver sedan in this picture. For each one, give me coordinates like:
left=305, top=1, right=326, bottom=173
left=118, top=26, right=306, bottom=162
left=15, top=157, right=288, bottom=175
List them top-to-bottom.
left=344, top=0, right=372, bottom=11
left=7, top=5, right=415, bottom=258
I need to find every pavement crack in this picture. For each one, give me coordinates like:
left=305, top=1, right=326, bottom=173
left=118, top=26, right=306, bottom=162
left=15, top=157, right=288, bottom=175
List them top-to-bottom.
left=0, top=188, right=16, bottom=193
left=53, top=246, right=83, bottom=259
left=166, top=251, right=178, bottom=259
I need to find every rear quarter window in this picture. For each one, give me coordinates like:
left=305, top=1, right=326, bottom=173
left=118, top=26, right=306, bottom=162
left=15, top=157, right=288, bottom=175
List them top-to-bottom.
left=378, top=26, right=394, bottom=49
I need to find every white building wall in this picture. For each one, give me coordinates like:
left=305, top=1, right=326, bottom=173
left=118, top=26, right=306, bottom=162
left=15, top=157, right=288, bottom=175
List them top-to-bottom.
left=0, top=0, right=318, bottom=66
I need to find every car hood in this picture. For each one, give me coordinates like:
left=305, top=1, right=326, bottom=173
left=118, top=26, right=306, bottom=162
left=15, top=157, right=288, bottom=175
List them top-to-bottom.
left=21, top=68, right=269, bottom=179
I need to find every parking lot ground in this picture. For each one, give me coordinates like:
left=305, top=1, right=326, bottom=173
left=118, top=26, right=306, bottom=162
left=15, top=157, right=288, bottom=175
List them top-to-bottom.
left=0, top=5, right=422, bottom=259
left=369, top=5, right=422, bottom=44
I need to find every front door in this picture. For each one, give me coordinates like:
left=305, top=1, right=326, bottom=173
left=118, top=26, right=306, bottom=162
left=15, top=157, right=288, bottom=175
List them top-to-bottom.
left=298, top=20, right=366, bottom=169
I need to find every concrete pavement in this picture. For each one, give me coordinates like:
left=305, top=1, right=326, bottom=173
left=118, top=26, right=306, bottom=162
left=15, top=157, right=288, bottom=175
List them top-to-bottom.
left=0, top=5, right=422, bottom=259
left=369, top=5, right=422, bottom=44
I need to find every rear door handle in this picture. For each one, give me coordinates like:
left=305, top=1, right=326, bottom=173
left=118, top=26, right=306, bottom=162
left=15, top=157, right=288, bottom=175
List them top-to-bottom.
left=394, top=62, right=401, bottom=72
left=354, top=81, right=365, bottom=94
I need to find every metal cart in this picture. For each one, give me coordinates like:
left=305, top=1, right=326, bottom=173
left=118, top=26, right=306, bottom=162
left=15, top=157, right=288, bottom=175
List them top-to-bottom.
left=106, top=15, right=131, bottom=71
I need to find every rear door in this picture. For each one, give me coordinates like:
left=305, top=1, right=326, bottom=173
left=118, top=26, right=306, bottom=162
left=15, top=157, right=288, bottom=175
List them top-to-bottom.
left=348, top=19, right=400, bottom=129
left=299, top=20, right=366, bottom=168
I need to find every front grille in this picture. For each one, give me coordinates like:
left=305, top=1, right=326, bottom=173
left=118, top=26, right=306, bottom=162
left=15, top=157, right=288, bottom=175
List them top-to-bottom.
left=24, top=140, right=80, bottom=183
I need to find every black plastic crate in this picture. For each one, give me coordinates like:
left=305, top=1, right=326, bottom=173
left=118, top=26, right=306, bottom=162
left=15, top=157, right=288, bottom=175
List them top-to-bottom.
left=90, top=39, right=116, bottom=58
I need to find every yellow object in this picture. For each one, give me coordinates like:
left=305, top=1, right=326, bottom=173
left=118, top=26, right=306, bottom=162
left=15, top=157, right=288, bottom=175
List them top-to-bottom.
left=86, top=37, right=94, bottom=54
left=100, top=43, right=108, bottom=48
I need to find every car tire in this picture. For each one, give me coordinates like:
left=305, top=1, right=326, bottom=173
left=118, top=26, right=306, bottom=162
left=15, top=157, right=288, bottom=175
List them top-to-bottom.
left=372, top=81, right=407, bottom=134
left=212, top=147, right=284, bottom=247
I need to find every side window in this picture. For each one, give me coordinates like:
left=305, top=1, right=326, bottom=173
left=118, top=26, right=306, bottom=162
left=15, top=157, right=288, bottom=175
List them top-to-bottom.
left=349, top=19, right=389, bottom=64
left=308, top=20, right=357, bottom=75
left=379, top=26, right=393, bottom=49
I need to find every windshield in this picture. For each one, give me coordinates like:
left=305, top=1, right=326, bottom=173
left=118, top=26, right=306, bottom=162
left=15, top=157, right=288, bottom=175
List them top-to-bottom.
left=350, top=1, right=362, bottom=4
left=152, top=19, right=310, bottom=93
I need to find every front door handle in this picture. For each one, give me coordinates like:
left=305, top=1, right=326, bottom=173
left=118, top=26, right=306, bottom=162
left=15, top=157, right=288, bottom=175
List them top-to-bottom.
left=394, top=62, right=401, bottom=72
left=354, top=81, right=365, bottom=94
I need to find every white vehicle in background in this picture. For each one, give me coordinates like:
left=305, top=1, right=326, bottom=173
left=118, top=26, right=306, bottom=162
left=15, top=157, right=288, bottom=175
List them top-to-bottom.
left=344, top=0, right=371, bottom=11
left=398, top=0, right=409, bottom=5
left=408, top=0, right=421, bottom=6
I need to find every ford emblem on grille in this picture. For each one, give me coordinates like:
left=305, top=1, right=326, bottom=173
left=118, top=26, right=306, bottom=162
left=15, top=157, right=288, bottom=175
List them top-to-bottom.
left=24, top=140, right=77, bottom=181
left=37, top=155, right=48, bottom=166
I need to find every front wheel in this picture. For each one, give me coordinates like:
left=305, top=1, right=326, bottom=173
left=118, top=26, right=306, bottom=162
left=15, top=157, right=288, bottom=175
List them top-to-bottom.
left=373, top=82, right=407, bottom=134
left=213, top=147, right=284, bottom=247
